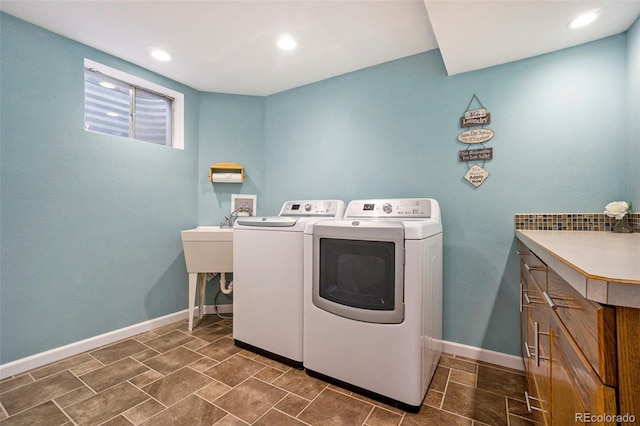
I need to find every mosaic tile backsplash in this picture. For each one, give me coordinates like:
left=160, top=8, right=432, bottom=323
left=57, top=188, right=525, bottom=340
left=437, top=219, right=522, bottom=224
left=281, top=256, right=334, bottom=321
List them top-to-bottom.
left=515, top=213, right=639, bottom=232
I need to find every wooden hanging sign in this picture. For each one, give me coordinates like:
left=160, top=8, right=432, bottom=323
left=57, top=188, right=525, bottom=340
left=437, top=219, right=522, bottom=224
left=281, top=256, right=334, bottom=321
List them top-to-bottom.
left=464, top=108, right=487, bottom=119
left=460, top=113, right=491, bottom=128
left=458, top=128, right=494, bottom=144
left=459, top=147, right=493, bottom=162
left=464, top=164, right=490, bottom=188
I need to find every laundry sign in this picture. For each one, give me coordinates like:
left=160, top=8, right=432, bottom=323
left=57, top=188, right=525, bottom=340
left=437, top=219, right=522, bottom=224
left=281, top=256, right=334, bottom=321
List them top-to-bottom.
left=457, top=94, right=493, bottom=188
left=464, top=108, right=486, bottom=119
left=460, top=113, right=491, bottom=128
left=458, top=128, right=494, bottom=144
left=459, top=147, right=493, bottom=162
left=464, top=164, right=490, bottom=188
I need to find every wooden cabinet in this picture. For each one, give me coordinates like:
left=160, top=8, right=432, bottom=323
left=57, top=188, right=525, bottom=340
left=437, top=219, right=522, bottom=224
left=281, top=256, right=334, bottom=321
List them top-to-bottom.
left=518, top=242, right=628, bottom=425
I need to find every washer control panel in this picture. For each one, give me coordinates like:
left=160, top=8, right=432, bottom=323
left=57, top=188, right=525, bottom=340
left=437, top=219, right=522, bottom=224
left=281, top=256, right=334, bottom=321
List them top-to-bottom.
left=346, top=199, right=433, bottom=218
left=279, top=200, right=346, bottom=217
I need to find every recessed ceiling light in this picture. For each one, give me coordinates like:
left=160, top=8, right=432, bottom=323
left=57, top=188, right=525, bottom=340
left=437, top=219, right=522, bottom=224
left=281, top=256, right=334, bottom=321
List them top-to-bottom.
left=569, top=9, right=601, bottom=29
left=277, top=34, right=297, bottom=51
left=150, top=48, right=172, bottom=62
left=99, top=81, right=116, bottom=89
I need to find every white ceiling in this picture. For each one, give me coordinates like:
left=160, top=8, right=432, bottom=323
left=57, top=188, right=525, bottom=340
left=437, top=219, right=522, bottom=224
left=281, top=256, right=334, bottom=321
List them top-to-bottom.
left=1, top=1, right=639, bottom=96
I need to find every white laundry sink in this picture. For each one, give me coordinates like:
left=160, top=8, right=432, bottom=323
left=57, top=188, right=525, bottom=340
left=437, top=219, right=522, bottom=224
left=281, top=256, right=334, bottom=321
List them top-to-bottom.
left=180, top=226, right=233, bottom=273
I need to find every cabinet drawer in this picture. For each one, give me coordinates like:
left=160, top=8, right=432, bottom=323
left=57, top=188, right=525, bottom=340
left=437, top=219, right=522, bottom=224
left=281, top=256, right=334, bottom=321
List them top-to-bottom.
left=519, top=242, right=547, bottom=291
left=547, top=269, right=617, bottom=386
left=528, top=281, right=551, bottom=417
left=550, top=315, right=617, bottom=425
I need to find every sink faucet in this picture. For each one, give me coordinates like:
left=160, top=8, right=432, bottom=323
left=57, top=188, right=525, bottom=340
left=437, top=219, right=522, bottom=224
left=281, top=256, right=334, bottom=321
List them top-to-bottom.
left=220, top=205, right=253, bottom=228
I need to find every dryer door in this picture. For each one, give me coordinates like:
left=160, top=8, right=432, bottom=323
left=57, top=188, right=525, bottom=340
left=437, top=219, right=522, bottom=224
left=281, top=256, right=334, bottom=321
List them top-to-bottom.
left=312, top=221, right=404, bottom=324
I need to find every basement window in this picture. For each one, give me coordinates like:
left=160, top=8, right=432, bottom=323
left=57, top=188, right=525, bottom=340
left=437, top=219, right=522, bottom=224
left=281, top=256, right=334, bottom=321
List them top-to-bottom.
left=83, top=59, right=184, bottom=149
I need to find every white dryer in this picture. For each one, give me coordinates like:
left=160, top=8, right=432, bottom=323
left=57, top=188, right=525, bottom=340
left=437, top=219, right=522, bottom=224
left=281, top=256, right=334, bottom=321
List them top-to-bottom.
left=303, top=198, right=442, bottom=412
left=233, top=200, right=345, bottom=367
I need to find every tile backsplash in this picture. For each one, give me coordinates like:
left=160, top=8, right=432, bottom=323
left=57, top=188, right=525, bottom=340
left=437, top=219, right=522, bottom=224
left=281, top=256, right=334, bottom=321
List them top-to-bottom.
left=515, top=213, right=639, bottom=231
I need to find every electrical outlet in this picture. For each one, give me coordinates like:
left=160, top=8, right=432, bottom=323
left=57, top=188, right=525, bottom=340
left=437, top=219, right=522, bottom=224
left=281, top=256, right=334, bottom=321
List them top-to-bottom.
left=231, top=194, right=257, bottom=216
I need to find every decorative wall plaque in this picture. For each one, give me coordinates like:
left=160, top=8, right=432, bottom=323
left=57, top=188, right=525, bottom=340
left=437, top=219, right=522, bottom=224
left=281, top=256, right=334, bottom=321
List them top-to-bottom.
left=458, top=94, right=493, bottom=188
left=460, top=113, right=491, bottom=128
left=458, top=128, right=494, bottom=144
left=459, top=147, right=493, bottom=162
left=464, top=164, right=490, bottom=188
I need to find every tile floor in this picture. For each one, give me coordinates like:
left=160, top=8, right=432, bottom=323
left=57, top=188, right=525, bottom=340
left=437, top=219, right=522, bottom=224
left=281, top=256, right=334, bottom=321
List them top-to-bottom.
left=0, top=315, right=534, bottom=426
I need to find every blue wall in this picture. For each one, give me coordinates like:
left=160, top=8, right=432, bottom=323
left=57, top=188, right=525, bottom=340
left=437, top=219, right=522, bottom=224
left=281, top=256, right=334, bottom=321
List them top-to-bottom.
left=1, top=11, right=635, bottom=364
left=0, top=14, right=204, bottom=363
left=628, top=17, right=640, bottom=204
left=263, top=37, right=628, bottom=355
left=198, top=93, right=265, bottom=224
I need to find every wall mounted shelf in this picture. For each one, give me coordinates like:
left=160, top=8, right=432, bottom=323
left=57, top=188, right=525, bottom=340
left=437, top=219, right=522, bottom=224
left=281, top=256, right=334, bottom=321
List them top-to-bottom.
left=209, top=162, right=244, bottom=183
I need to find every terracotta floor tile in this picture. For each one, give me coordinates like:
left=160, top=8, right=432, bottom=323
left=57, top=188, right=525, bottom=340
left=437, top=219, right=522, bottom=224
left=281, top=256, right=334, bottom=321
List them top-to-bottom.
left=0, top=317, right=529, bottom=426
left=191, top=324, right=232, bottom=342
left=144, top=330, right=195, bottom=353
left=197, top=337, right=242, bottom=361
left=90, top=339, right=148, bottom=365
left=142, top=346, right=203, bottom=375
left=131, top=349, right=161, bottom=363
left=30, top=354, right=95, bottom=380
left=202, top=354, right=265, bottom=387
left=437, top=355, right=478, bottom=375
left=79, top=358, right=149, bottom=392
left=68, top=359, right=104, bottom=376
left=476, top=364, right=527, bottom=399
left=429, top=365, right=450, bottom=392
left=142, top=367, right=212, bottom=406
left=129, top=369, right=164, bottom=388
left=272, top=369, right=327, bottom=400
left=449, top=369, right=476, bottom=387
left=0, top=371, right=83, bottom=415
left=0, top=375, right=34, bottom=394
left=213, top=377, right=287, bottom=424
left=196, top=381, right=232, bottom=402
left=441, top=381, right=507, bottom=425
left=65, top=382, right=148, bottom=426
left=53, top=386, right=95, bottom=408
left=298, top=388, right=373, bottom=426
left=423, top=389, right=443, bottom=408
left=274, top=393, right=311, bottom=417
left=140, top=395, right=226, bottom=426
left=507, top=397, right=534, bottom=420
left=123, top=398, right=165, bottom=425
left=0, top=401, right=69, bottom=426
left=401, top=404, right=472, bottom=426
left=365, top=406, right=403, bottom=426
left=254, top=408, right=307, bottom=425
left=508, top=413, right=536, bottom=426
left=214, top=414, right=249, bottom=425
left=101, top=415, right=134, bottom=426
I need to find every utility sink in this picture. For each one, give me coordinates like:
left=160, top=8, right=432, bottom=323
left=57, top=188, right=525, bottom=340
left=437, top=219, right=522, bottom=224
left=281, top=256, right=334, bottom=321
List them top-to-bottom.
left=181, top=226, right=233, bottom=273
left=181, top=226, right=234, bottom=331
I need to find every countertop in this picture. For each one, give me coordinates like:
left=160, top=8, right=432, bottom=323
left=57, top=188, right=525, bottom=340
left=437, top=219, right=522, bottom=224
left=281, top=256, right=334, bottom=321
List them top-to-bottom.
left=516, top=230, right=640, bottom=308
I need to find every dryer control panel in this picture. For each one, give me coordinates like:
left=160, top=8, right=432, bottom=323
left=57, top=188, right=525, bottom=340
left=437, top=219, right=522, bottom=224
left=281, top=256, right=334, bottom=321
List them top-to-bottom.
left=345, top=198, right=433, bottom=218
left=279, top=200, right=346, bottom=217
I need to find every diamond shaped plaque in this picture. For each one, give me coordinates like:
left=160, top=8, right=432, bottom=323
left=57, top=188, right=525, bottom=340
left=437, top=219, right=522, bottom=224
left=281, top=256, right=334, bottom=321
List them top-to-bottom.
left=464, top=164, right=489, bottom=188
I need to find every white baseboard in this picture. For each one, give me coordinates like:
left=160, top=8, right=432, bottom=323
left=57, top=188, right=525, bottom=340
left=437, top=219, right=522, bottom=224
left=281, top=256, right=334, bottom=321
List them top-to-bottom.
left=0, top=304, right=233, bottom=380
left=1, top=308, right=522, bottom=380
left=441, top=340, right=524, bottom=371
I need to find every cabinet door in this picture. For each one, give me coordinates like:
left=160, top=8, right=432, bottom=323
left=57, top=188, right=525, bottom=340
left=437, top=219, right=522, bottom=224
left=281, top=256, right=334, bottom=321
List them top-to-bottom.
left=547, top=269, right=616, bottom=386
left=527, top=280, right=551, bottom=425
left=550, top=314, right=617, bottom=425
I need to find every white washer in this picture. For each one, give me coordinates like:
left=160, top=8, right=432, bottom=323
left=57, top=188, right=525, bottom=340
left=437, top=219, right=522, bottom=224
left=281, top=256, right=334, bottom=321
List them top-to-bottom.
left=303, top=198, right=442, bottom=411
left=233, top=200, right=345, bottom=367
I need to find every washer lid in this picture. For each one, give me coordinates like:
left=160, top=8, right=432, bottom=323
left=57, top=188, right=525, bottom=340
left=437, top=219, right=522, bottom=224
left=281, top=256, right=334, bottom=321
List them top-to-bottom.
left=235, top=216, right=299, bottom=227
